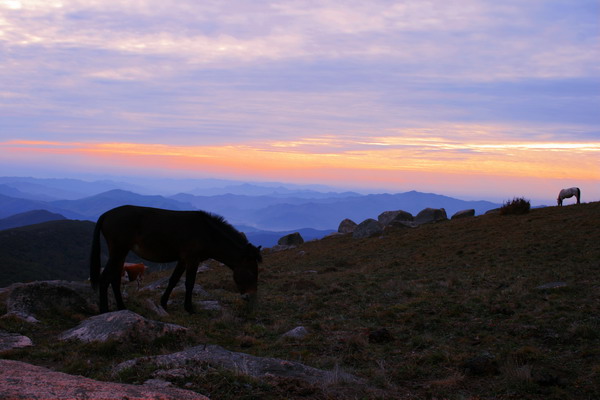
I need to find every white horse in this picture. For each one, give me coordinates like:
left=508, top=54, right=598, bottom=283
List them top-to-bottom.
left=557, top=187, right=580, bottom=206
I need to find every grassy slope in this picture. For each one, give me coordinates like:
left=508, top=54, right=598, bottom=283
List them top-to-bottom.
left=1, top=202, right=599, bottom=399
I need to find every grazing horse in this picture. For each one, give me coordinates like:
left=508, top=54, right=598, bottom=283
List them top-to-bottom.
left=557, top=187, right=581, bottom=206
left=90, top=205, right=262, bottom=314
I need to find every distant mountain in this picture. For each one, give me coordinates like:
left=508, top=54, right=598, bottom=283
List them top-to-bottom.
left=0, top=177, right=128, bottom=200
left=189, top=183, right=361, bottom=199
left=0, top=184, right=59, bottom=202
left=49, top=189, right=196, bottom=220
left=251, top=191, right=501, bottom=230
left=0, top=194, right=87, bottom=220
left=0, top=210, right=67, bottom=231
left=241, top=227, right=335, bottom=248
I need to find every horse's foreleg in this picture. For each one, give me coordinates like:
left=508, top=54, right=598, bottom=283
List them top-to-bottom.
left=160, top=261, right=186, bottom=310
left=184, top=263, right=200, bottom=314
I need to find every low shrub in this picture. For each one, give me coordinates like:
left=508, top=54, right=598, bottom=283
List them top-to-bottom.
left=500, top=197, right=531, bottom=215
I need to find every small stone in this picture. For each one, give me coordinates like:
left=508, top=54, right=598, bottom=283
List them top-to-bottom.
left=535, top=282, right=568, bottom=290
left=282, top=326, right=309, bottom=339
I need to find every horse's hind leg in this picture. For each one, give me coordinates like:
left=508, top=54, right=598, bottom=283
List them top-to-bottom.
left=100, top=255, right=127, bottom=312
left=160, top=261, right=186, bottom=311
left=184, top=263, right=200, bottom=314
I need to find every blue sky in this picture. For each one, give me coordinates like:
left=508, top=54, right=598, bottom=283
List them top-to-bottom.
left=0, top=0, right=598, bottom=203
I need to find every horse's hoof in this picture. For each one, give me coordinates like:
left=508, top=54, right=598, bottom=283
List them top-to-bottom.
left=184, top=305, right=196, bottom=314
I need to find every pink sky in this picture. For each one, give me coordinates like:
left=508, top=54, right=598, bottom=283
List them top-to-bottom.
left=1, top=1, right=598, bottom=204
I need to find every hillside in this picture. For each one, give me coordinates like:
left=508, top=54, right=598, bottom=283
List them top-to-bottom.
left=1, top=202, right=598, bottom=399
left=0, top=210, right=67, bottom=231
left=0, top=220, right=96, bottom=287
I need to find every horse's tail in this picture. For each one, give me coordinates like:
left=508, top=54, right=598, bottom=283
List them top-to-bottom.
left=577, top=187, right=581, bottom=203
left=89, top=213, right=105, bottom=291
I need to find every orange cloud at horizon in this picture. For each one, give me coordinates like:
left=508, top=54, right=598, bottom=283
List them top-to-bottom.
left=2, top=138, right=599, bottom=188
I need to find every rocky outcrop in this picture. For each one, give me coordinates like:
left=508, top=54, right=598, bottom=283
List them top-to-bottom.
left=414, top=208, right=448, bottom=225
left=451, top=209, right=475, bottom=219
left=378, top=210, right=413, bottom=226
left=338, top=218, right=358, bottom=233
left=352, top=219, right=384, bottom=239
left=278, top=232, right=304, bottom=246
left=6, top=280, right=101, bottom=319
left=59, top=310, right=187, bottom=343
left=0, top=330, right=33, bottom=353
left=115, top=344, right=363, bottom=386
left=0, top=359, right=208, bottom=400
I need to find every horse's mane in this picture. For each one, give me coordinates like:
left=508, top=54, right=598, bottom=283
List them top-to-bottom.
left=199, top=210, right=249, bottom=246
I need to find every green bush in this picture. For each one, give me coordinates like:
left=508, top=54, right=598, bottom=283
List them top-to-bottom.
left=500, top=197, right=531, bottom=215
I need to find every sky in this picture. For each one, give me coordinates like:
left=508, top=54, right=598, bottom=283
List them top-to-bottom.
left=0, top=0, right=599, bottom=203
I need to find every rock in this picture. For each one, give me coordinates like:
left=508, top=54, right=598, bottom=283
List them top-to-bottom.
left=414, top=208, right=448, bottom=225
left=451, top=209, right=475, bottom=219
left=378, top=210, right=413, bottom=226
left=338, top=218, right=358, bottom=233
left=352, top=219, right=384, bottom=239
left=278, top=232, right=304, bottom=246
left=142, top=278, right=209, bottom=297
left=6, top=280, right=101, bottom=319
left=535, top=282, right=568, bottom=290
left=143, top=299, right=170, bottom=317
left=198, top=300, right=222, bottom=311
left=59, top=310, right=187, bottom=343
left=1, top=311, right=40, bottom=324
left=282, top=326, right=309, bottom=339
left=368, top=328, right=393, bottom=344
left=0, top=330, right=33, bottom=353
left=115, top=344, right=364, bottom=386
left=461, top=352, right=499, bottom=376
left=0, top=359, right=208, bottom=400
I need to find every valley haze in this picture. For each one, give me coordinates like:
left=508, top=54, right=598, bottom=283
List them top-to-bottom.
left=0, top=176, right=507, bottom=247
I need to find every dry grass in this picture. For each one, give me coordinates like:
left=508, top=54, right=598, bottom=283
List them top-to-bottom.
left=2, top=202, right=600, bottom=399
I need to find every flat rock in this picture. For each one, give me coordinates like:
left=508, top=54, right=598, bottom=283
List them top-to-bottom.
left=59, top=310, right=187, bottom=343
left=0, top=330, right=33, bottom=352
left=115, top=344, right=363, bottom=386
left=0, top=359, right=208, bottom=400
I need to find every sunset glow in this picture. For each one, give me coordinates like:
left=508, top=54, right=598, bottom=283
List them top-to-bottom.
left=1, top=1, right=598, bottom=203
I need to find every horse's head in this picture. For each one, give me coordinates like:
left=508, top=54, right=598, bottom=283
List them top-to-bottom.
left=557, top=197, right=562, bottom=206
left=233, top=244, right=262, bottom=309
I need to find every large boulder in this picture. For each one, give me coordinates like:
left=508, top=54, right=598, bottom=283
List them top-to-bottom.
left=414, top=208, right=448, bottom=225
left=451, top=209, right=475, bottom=219
left=378, top=210, right=413, bottom=226
left=338, top=218, right=358, bottom=234
left=352, top=219, right=384, bottom=239
left=278, top=232, right=304, bottom=246
left=6, top=280, right=101, bottom=319
left=59, top=310, right=187, bottom=343
left=0, top=330, right=33, bottom=353
left=115, top=344, right=363, bottom=386
left=0, top=359, right=208, bottom=400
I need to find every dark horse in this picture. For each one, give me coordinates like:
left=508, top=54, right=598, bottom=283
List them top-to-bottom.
left=90, top=205, right=262, bottom=314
